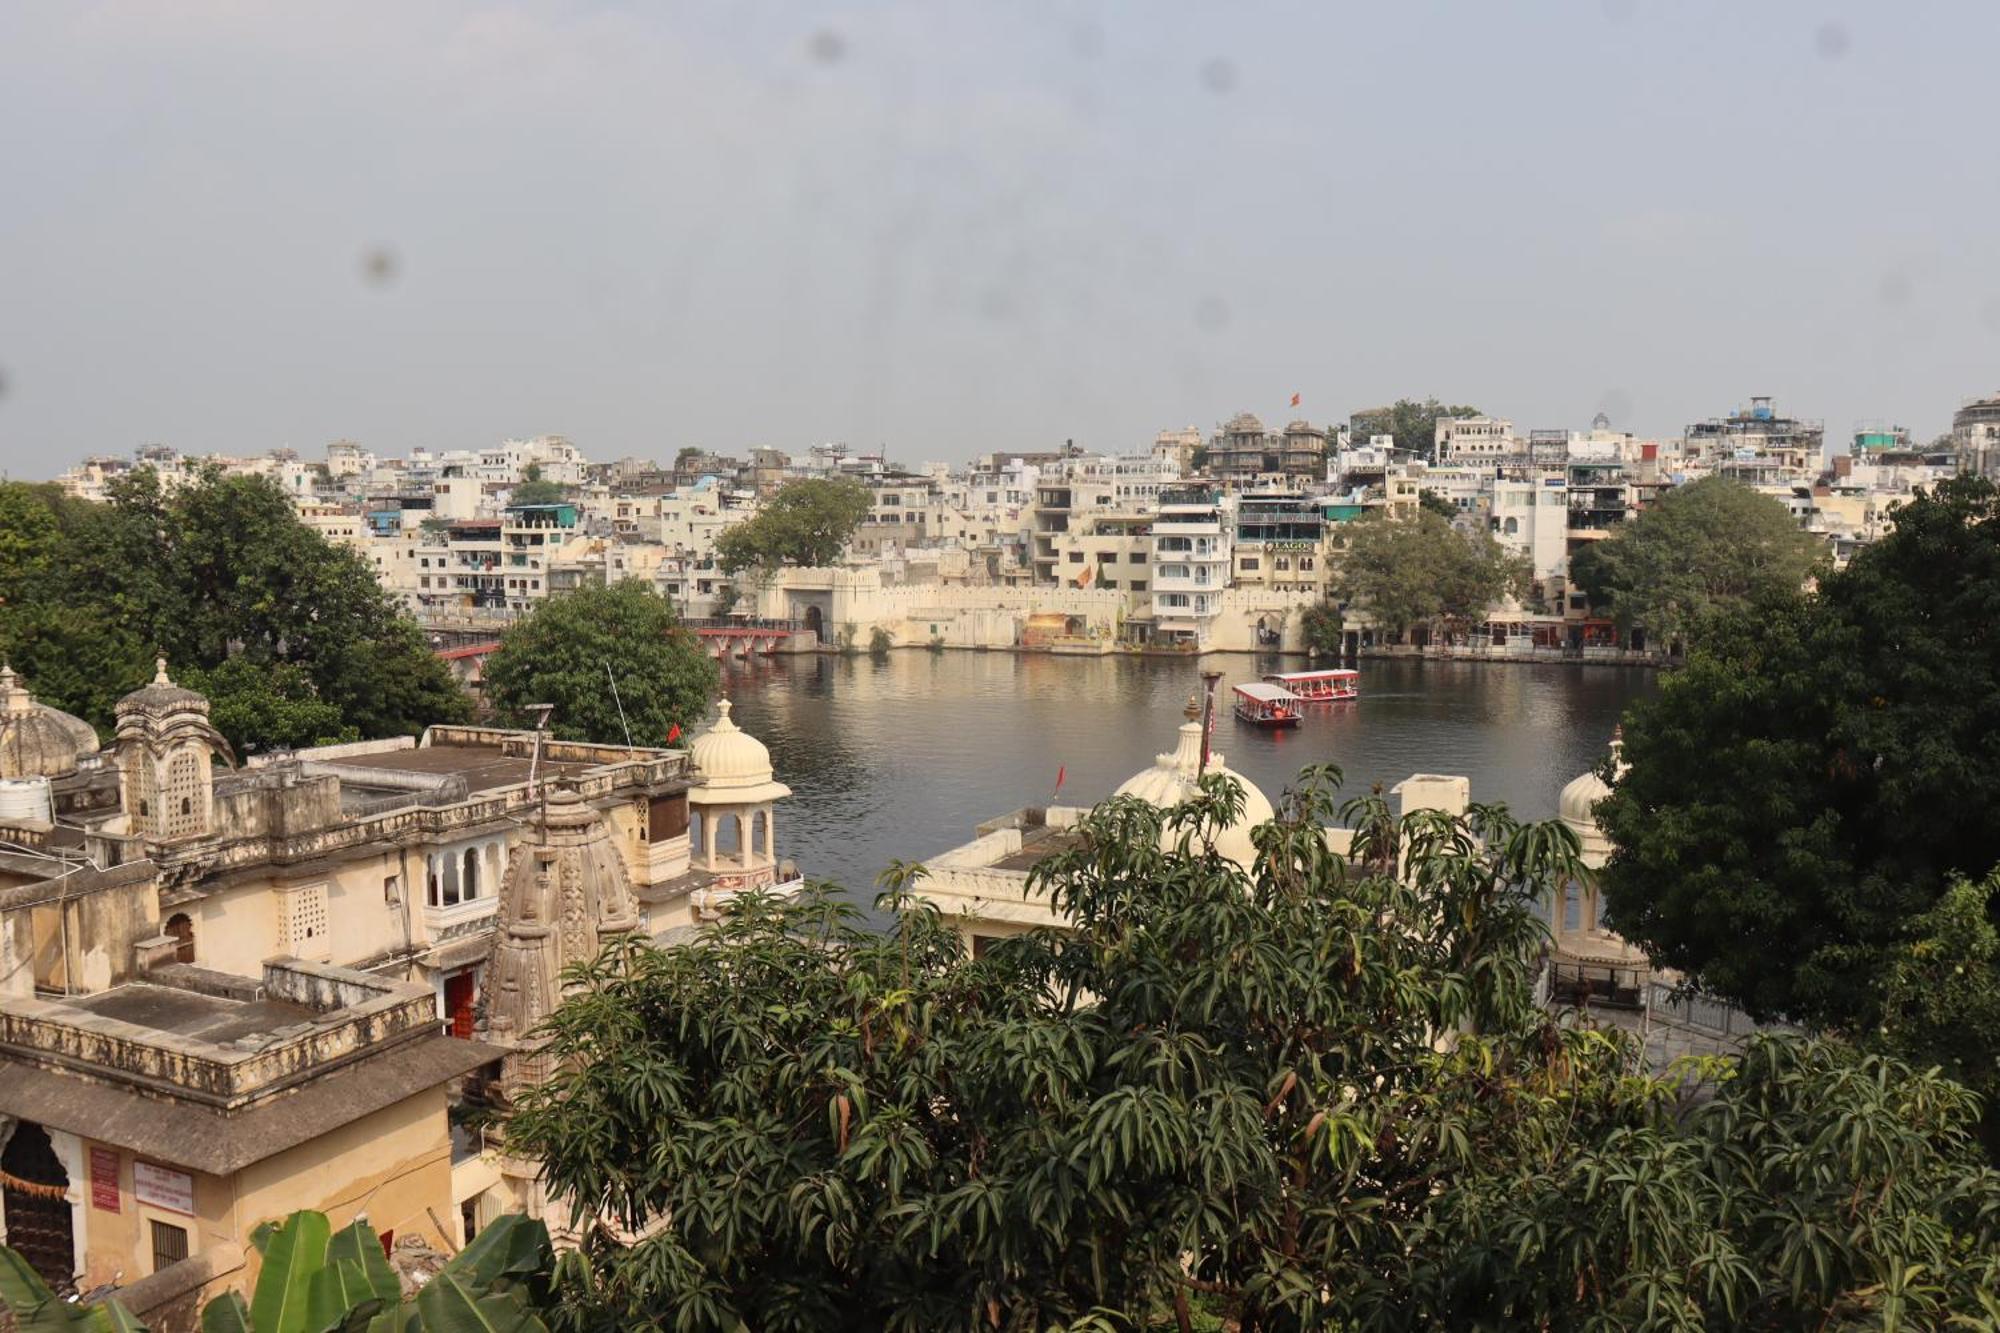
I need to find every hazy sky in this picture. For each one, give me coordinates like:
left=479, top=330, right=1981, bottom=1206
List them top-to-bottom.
left=4, top=2, right=1998, bottom=473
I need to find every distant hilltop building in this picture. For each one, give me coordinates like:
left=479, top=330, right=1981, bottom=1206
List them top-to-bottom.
left=1954, top=391, right=2000, bottom=479
left=1683, top=395, right=1824, bottom=485
left=1206, top=413, right=1328, bottom=486
left=1434, top=414, right=1516, bottom=462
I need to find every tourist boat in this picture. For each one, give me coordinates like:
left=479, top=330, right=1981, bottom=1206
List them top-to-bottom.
left=1262, top=668, right=1360, bottom=703
left=1232, top=682, right=1303, bottom=728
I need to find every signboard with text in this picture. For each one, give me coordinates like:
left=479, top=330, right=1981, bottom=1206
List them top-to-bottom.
left=88, top=1147, right=120, bottom=1212
left=132, top=1161, right=194, bottom=1215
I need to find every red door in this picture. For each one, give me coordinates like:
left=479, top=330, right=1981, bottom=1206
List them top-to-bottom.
left=444, top=972, right=476, bottom=1039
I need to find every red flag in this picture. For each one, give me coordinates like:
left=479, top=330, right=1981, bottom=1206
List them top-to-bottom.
left=1290, top=392, right=1301, bottom=407
left=666, top=722, right=683, bottom=744
left=1053, top=764, right=1066, bottom=798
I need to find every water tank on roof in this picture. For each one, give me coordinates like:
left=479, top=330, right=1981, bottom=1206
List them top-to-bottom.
left=1750, top=396, right=1774, bottom=421
left=0, top=777, right=54, bottom=826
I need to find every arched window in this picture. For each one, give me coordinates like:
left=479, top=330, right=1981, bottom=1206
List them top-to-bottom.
left=1503, top=517, right=1519, bottom=535
left=462, top=848, right=480, bottom=900
left=165, top=912, right=195, bottom=965
left=1, top=1122, right=75, bottom=1293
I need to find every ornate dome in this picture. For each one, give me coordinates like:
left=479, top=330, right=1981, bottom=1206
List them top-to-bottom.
left=116, top=657, right=211, bottom=718
left=0, top=665, right=100, bottom=780
left=688, top=699, right=791, bottom=804
left=1114, top=700, right=1274, bottom=868
left=1558, top=730, right=1627, bottom=866
left=1557, top=769, right=1612, bottom=828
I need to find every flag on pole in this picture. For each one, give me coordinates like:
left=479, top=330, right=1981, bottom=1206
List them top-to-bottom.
left=1290, top=392, right=1302, bottom=407
left=666, top=722, right=683, bottom=744
left=1053, top=765, right=1066, bottom=799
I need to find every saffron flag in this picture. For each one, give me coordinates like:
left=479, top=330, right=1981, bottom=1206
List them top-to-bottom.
left=1290, top=392, right=1302, bottom=407
left=666, top=722, right=682, bottom=744
left=1054, top=765, right=1066, bottom=797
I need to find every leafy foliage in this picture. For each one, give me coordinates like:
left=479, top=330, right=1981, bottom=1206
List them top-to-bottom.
left=1347, top=398, right=1482, bottom=456
left=0, top=471, right=468, bottom=750
left=1568, top=476, right=1822, bottom=648
left=1598, top=477, right=2000, bottom=1139
left=712, top=478, right=870, bottom=575
left=510, top=480, right=571, bottom=506
left=1416, top=488, right=1457, bottom=520
left=1330, top=511, right=1528, bottom=635
left=483, top=580, right=716, bottom=746
left=1300, top=601, right=1344, bottom=658
left=183, top=658, right=358, bottom=754
left=509, top=774, right=2000, bottom=1330
left=1880, top=869, right=2000, bottom=1122
left=0, top=1211, right=554, bottom=1333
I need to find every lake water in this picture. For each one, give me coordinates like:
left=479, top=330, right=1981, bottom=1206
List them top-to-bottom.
left=721, top=652, right=1656, bottom=896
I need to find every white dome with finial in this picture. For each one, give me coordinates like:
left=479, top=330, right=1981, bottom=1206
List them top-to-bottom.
left=0, top=664, right=100, bottom=780
left=1114, top=694, right=1274, bottom=869
left=687, top=698, right=792, bottom=804
left=1559, top=728, right=1627, bottom=866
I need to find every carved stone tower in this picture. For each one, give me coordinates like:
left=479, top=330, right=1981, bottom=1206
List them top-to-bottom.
left=113, top=659, right=233, bottom=843
left=486, top=784, right=640, bottom=1101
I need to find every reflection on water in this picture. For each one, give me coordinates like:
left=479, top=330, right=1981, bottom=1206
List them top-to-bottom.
left=723, top=653, right=1655, bottom=896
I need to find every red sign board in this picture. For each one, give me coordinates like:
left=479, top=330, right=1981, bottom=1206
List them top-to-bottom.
left=89, top=1147, right=120, bottom=1213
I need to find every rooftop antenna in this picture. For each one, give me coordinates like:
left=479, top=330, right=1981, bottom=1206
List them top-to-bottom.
left=603, top=663, right=634, bottom=747
left=524, top=703, right=555, bottom=811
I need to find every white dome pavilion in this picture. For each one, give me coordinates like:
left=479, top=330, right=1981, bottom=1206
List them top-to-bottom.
left=685, top=698, right=792, bottom=911
left=1114, top=698, right=1273, bottom=869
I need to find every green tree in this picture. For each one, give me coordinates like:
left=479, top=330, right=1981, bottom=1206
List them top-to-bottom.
left=1347, top=398, right=1482, bottom=456
left=675, top=445, right=703, bottom=467
left=0, top=470, right=468, bottom=747
left=1569, top=476, right=1822, bottom=649
left=713, top=477, right=871, bottom=575
left=1597, top=477, right=2000, bottom=1133
left=511, top=479, right=570, bottom=506
left=0, top=483, right=64, bottom=609
left=1417, top=488, right=1457, bottom=520
left=1330, top=510, right=1528, bottom=637
left=483, top=580, right=717, bottom=745
left=1300, top=600, right=1344, bottom=657
left=182, top=657, right=358, bottom=754
left=508, top=776, right=2000, bottom=1330
left=1879, top=868, right=2000, bottom=1113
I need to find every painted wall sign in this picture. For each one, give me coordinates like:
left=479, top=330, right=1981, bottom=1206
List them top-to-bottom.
left=89, top=1147, right=120, bottom=1213
left=133, top=1161, right=194, bottom=1215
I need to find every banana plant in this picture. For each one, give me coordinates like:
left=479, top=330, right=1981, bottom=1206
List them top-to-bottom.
left=1, top=1211, right=553, bottom=1333
left=0, top=1247, right=144, bottom=1331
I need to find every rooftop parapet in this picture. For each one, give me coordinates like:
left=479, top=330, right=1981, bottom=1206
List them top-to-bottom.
left=0, top=957, right=444, bottom=1111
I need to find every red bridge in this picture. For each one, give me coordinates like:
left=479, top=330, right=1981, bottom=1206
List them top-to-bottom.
left=680, top=618, right=818, bottom=659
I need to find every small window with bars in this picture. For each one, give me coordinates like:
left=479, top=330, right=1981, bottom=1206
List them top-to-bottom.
left=151, top=1219, right=189, bottom=1273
